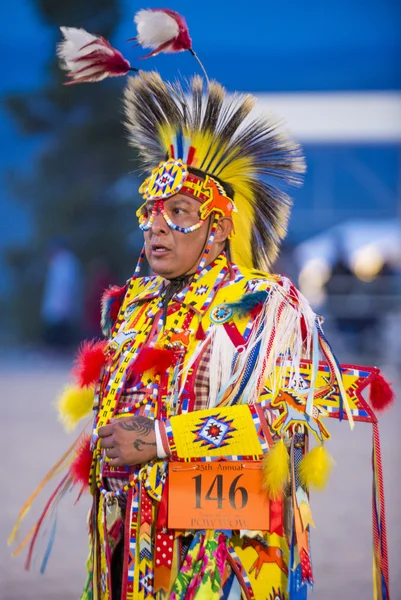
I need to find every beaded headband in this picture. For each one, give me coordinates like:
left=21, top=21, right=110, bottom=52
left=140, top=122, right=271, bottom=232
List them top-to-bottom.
left=137, top=158, right=236, bottom=234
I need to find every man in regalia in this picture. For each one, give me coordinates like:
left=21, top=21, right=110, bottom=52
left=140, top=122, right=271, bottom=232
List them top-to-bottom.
left=10, top=9, right=393, bottom=600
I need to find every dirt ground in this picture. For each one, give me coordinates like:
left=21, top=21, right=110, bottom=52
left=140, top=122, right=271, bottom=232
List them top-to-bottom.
left=1, top=355, right=400, bottom=599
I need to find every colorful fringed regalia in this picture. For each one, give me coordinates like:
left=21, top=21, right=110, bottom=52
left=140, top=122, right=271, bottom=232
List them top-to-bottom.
left=10, top=8, right=394, bottom=600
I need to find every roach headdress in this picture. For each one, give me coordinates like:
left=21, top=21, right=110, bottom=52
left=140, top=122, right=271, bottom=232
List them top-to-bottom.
left=57, top=6, right=305, bottom=270
left=124, top=72, right=305, bottom=270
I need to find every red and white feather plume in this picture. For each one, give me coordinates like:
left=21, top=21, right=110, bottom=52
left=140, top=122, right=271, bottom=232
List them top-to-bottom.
left=132, top=8, right=208, bottom=80
left=57, top=9, right=208, bottom=85
left=133, top=9, right=192, bottom=57
left=57, top=26, right=133, bottom=84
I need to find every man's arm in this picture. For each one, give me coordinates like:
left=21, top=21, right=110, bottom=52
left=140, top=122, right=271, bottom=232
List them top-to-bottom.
left=97, top=403, right=270, bottom=466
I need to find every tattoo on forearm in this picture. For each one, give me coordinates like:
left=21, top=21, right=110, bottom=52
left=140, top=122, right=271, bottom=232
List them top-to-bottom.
left=118, top=416, right=154, bottom=436
left=133, top=439, right=157, bottom=452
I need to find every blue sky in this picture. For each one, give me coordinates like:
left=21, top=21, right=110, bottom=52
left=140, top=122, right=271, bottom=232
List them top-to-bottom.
left=0, top=0, right=399, bottom=255
left=1, top=0, right=399, bottom=171
left=2, top=0, right=400, bottom=96
left=118, top=0, right=401, bottom=91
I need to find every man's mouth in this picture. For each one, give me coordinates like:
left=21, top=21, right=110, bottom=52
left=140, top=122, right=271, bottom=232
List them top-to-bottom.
left=151, top=244, right=171, bottom=256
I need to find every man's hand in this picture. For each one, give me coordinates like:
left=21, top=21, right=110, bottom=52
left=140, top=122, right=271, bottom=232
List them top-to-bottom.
left=98, top=416, right=157, bottom=467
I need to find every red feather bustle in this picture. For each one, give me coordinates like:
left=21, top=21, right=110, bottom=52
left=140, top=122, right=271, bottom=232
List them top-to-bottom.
left=72, top=339, right=107, bottom=388
left=128, top=347, right=175, bottom=377
left=369, top=372, right=395, bottom=411
left=69, top=434, right=92, bottom=490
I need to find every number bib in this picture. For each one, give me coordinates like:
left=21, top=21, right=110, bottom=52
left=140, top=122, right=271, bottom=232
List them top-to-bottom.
left=168, top=461, right=270, bottom=530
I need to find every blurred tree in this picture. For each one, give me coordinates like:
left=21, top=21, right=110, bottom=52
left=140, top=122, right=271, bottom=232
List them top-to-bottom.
left=5, top=0, right=141, bottom=341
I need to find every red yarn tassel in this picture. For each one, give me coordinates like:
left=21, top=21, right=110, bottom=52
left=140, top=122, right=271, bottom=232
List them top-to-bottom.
left=195, top=322, right=206, bottom=340
left=72, top=339, right=107, bottom=387
left=129, top=347, right=175, bottom=376
left=369, top=372, right=395, bottom=411
left=69, top=434, right=92, bottom=491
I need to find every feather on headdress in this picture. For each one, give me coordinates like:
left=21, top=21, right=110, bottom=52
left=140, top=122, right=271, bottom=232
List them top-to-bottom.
left=124, top=72, right=305, bottom=269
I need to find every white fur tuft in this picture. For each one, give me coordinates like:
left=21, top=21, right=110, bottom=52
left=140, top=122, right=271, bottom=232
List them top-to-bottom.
left=134, top=10, right=179, bottom=49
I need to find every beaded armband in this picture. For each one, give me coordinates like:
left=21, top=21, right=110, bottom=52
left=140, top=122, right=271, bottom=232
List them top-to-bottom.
left=163, top=405, right=269, bottom=460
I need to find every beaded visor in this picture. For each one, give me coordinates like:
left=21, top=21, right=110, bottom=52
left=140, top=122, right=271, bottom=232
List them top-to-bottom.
left=138, top=158, right=236, bottom=224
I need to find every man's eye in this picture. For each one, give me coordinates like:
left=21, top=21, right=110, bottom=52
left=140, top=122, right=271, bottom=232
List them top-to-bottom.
left=173, top=207, right=185, bottom=215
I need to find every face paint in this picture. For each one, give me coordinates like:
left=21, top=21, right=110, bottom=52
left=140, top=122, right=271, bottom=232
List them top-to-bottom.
left=137, top=158, right=236, bottom=235
left=137, top=199, right=205, bottom=234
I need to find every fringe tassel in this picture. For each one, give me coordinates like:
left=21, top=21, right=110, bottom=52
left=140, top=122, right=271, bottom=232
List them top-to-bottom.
left=216, top=279, right=316, bottom=407
left=305, top=318, right=319, bottom=416
left=196, top=321, right=206, bottom=340
left=317, top=322, right=355, bottom=430
left=372, top=422, right=390, bottom=599
left=9, top=423, right=90, bottom=567
left=25, top=473, right=73, bottom=571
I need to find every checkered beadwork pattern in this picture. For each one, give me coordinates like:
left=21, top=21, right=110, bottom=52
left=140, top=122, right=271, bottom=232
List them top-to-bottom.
left=194, top=344, right=211, bottom=411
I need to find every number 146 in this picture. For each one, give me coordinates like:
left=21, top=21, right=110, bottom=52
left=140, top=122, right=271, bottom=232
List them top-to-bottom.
left=193, top=474, right=249, bottom=510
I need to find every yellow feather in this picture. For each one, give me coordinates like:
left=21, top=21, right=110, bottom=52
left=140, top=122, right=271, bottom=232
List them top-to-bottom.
left=158, top=123, right=176, bottom=155
left=190, top=130, right=216, bottom=167
left=218, top=156, right=255, bottom=183
left=230, top=190, right=254, bottom=269
left=56, top=384, right=94, bottom=432
left=262, top=439, right=290, bottom=500
left=298, top=445, right=334, bottom=490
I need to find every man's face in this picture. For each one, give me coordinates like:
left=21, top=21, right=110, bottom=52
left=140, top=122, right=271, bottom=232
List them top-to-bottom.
left=143, top=194, right=211, bottom=279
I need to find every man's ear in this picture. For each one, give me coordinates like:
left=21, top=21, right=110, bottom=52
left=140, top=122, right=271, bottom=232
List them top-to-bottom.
left=214, top=217, right=233, bottom=244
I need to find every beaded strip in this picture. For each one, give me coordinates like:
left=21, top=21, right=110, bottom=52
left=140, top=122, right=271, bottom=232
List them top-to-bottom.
left=138, top=199, right=205, bottom=234
left=175, top=255, right=228, bottom=311
left=95, top=299, right=162, bottom=432
left=115, top=395, right=150, bottom=416
left=94, top=448, right=138, bottom=501
left=227, top=544, right=255, bottom=600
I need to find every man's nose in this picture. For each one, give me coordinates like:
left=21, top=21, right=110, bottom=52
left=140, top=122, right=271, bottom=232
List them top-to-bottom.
left=150, top=210, right=168, bottom=235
